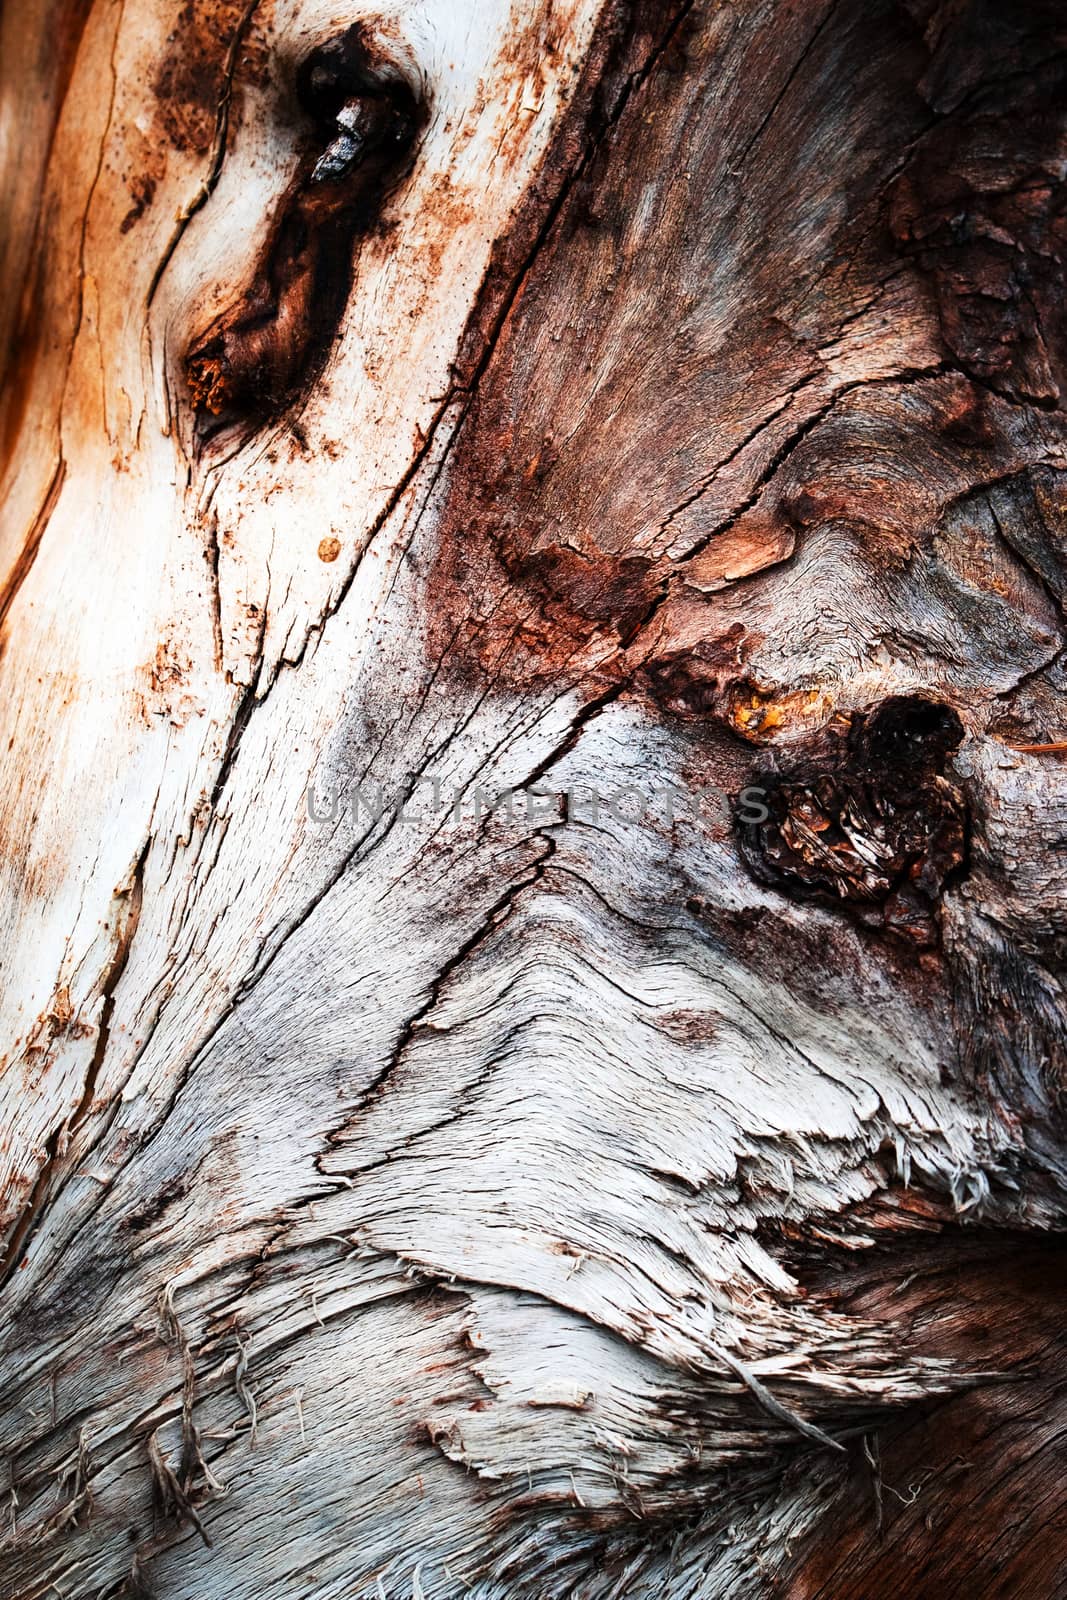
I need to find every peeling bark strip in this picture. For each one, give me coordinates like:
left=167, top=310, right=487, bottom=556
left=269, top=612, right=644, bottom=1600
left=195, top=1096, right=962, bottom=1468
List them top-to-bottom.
left=1, top=0, right=1066, bottom=1598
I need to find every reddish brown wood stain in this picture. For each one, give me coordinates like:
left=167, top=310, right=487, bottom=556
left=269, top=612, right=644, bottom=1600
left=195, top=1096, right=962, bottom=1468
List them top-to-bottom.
left=0, top=0, right=95, bottom=472
left=153, top=0, right=265, bottom=156
left=423, top=0, right=1067, bottom=713
left=423, top=0, right=905, bottom=691
left=784, top=1227, right=1067, bottom=1598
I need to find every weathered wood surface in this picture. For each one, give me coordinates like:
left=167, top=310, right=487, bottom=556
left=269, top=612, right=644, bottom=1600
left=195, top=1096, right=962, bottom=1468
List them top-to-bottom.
left=0, top=0, right=1065, bottom=1595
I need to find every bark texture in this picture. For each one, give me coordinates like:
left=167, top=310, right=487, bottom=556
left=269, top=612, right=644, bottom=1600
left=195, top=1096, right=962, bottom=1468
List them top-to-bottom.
left=0, top=0, right=1065, bottom=1596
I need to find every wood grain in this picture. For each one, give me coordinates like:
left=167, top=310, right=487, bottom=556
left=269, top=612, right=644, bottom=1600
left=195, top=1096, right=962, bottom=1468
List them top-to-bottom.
left=0, top=0, right=1063, bottom=1595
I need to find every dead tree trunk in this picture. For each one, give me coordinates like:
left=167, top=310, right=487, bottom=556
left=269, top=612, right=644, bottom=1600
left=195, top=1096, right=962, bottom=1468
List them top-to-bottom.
left=1, top=0, right=1065, bottom=1595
